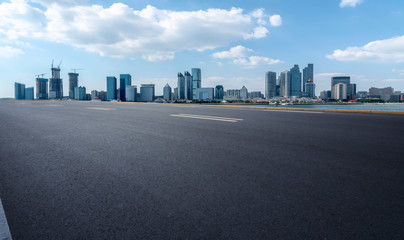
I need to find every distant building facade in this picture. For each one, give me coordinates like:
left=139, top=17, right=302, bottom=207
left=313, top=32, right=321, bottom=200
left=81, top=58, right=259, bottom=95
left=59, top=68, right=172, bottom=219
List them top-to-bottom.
left=302, top=64, right=313, bottom=93
left=290, top=65, right=301, bottom=97
left=49, top=66, right=63, bottom=99
left=192, top=68, right=201, bottom=100
left=184, top=71, right=192, bottom=100
left=265, top=71, right=276, bottom=99
left=68, top=72, right=78, bottom=99
left=177, top=73, right=185, bottom=99
left=120, top=74, right=132, bottom=101
left=106, top=76, right=117, bottom=101
left=331, top=76, right=350, bottom=99
left=36, top=78, right=48, bottom=99
left=14, top=82, right=25, bottom=100
left=140, top=84, right=155, bottom=102
left=163, top=84, right=172, bottom=101
left=126, top=85, right=137, bottom=102
left=215, top=85, right=224, bottom=100
left=74, top=86, right=86, bottom=100
left=240, top=86, right=248, bottom=100
left=25, top=87, right=34, bottom=100
left=195, top=88, right=214, bottom=100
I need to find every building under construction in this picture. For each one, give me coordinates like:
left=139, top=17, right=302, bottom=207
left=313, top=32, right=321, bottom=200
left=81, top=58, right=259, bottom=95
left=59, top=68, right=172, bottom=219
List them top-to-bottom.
left=49, top=61, right=63, bottom=99
left=69, top=73, right=79, bottom=99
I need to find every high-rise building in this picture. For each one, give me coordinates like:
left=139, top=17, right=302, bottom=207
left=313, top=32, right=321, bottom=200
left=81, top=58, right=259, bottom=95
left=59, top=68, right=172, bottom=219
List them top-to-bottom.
left=302, top=64, right=314, bottom=93
left=49, top=65, right=63, bottom=99
left=290, top=65, right=301, bottom=97
left=192, top=68, right=201, bottom=100
left=279, top=70, right=291, bottom=97
left=184, top=71, right=192, bottom=100
left=265, top=71, right=276, bottom=99
left=68, top=73, right=78, bottom=99
left=177, top=73, right=185, bottom=99
left=120, top=74, right=132, bottom=101
left=106, top=76, right=117, bottom=101
left=331, top=76, right=350, bottom=99
left=36, top=78, right=48, bottom=99
left=14, top=82, right=25, bottom=100
left=305, top=82, right=316, bottom=99
left=332, top=83, right=347, bottom=100
left=350, top=83, right=357, bottom=98
left=140, top=84, right=155, bottom=102
left=163, top=84, right=172, bottom=101
left=126, top=85, right=137, bottom=102
left=215, top=85, right=224, bottom=100
left=74, top=86, right=86, bottom=100
left=240, top=86, right=248, bottom=100
left=25, top=87, right=34, bottom=100
left=173, top=87, right=178, bottom=100
left=369, top=87, right=394, bottom=101
left=195, top=88, right=214, bottom=100
left=224, top=89, right=241, bottom=101
left=91, top=90, right=98, bottom=99
left=250, top=91, right=263, bottom=99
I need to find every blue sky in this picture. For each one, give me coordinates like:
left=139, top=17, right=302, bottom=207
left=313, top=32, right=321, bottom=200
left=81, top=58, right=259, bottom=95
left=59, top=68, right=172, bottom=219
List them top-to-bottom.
left=1, top=0, right=404, bottom=97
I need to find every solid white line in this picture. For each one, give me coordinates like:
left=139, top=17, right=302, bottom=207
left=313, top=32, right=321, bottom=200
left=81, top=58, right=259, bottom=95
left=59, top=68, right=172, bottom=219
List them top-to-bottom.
left=86, top=107, right=116, bottom=111
left=170, top=114, right=242, bottom=122
left=175, top=114, right=244, bottom=121
left=0, top=198, right=12, bottom=240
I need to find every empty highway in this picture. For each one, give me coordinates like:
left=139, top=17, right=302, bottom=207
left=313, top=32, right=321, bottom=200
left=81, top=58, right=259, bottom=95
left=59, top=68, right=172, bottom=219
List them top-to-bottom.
left=1, top=100, right=404, bottom=239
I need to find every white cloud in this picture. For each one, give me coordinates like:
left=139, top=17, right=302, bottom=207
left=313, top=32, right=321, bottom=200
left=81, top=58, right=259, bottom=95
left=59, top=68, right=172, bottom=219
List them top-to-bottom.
left=340, top=0, right=363, bottom=8
left=0, top=1, right=280, bottom=61
left=269, top=15, right=282, bottom=27
left=327, top=35, right=404, bottom=63
left=0, top=45, right=24, bottom=59
left=212, top=45, right=252, bottom=59
left=212, top=45, right=281, bottom=68
left=233, top=56, right=281, bottom=68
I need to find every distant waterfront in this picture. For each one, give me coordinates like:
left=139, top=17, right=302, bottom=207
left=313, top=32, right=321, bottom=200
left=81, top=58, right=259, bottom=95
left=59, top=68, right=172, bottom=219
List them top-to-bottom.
left=231, top=103, right=404, bottom=112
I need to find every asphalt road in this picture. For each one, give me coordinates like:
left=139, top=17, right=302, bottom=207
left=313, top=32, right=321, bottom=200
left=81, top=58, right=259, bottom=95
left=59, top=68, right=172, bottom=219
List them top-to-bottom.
left=1, top=100, right=403, bottom=239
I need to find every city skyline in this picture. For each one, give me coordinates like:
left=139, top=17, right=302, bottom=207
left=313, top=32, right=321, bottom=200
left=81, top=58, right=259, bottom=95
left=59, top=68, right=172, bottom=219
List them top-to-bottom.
left=1, top=0, right=404, bottom=97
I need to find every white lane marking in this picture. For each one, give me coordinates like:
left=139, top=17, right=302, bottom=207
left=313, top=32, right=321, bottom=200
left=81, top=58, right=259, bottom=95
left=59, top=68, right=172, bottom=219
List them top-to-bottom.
left=48, top=104, right=63, bottom=107
left=86, top=107, right=116, bottom=111
left=266, top=110, right=324, bottom=114
left=170, top=114, right=243, bottom=122
left=0, top=198, right=12, bottom=240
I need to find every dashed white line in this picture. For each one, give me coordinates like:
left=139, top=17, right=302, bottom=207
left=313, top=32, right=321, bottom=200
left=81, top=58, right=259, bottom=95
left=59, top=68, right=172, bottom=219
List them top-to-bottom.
left=86, top=107, right=116, bottom=111
left=170, top=114, right=243, bottom=122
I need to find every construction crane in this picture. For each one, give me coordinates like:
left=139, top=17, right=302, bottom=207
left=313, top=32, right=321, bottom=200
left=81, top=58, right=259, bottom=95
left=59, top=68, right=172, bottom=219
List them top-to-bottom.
left=58, top=60, right=62, bottom=69
left=71, top=68, right=83, bottom=73
left=35, top=73, right=46, bottom=78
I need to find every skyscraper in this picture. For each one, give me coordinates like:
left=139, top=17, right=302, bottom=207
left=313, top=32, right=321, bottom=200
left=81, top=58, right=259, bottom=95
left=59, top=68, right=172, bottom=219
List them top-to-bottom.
left=302, top=64, right=314, bottom=93
left=49, top=65, right=63, bottom=99
left=290, top=65, right=301, bottom=97
left=192, top=68, right=201, bottom=100
left=279, top=70, right=291, bottom=97
left=184, top=71, right=192, bottom=100
left=265, top=71, right=276, bottom=99
left=68, top=72, right=78, bottom=99
left=177, top=73, right=185, bottom=99
left=120, top=74, right=132, bottom=101
left=106, top=76, right=117, bottom=101
left=331, top=76, right=350, bottom=99
left=36, top=78, right=48, bottom=99
left=305, top=78, right=316, bottom=99
left=14, top=82, right=25, bottom=100
left=140, top=84, right=155, bottom=102
left=163, top=84, right=172, bottom=101
left=215, top=85, right=224, bottom=100
left=25, top=87, right=34, bottom=100
left=195, top=88, right=214, bottom=100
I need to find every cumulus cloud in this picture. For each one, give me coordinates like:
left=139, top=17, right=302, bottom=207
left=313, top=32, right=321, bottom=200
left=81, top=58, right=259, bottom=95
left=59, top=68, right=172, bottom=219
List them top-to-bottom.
left=340, top=0, right=363, bottom=8
left=0, top=1, right=282, bottom=61
left=269, top=15, right=282, bottom=27
left=327, top=35, right=404, bottom=63
left=212, top=45, right=252, bottom=59
left=212, top=45, right=281, bottom=68
left=0, top=46, right=24, bottom=59
left=233, top=56, right=281, bottom=68
left=392, top=69, right=404, bottom=76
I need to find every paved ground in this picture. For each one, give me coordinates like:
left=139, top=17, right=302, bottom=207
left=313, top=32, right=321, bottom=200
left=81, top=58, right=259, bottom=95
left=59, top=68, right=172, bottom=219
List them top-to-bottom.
left=0, top=100, right=403, bottom=239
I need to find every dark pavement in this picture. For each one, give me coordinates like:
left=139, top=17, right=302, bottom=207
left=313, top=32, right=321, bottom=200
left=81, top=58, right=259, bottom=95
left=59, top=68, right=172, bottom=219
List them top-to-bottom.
left=1, top=100, right=404, bottom=239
